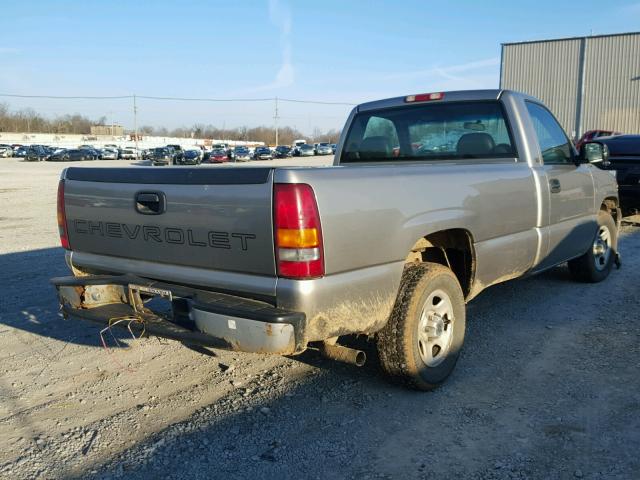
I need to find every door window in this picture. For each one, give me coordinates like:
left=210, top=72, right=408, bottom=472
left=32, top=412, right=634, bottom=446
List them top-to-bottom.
left=525, top=102, right=573, bottom=165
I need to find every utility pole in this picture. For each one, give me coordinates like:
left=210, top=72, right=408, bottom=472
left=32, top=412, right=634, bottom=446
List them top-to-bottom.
left=133, top=94, right=138, bottom=157
left=274, top=96, right=279, bottom=146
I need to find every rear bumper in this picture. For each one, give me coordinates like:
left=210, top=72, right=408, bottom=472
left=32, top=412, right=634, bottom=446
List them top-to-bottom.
left=50, top=274, right=306, bottom=355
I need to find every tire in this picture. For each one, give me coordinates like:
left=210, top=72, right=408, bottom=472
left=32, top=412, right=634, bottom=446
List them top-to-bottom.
left=568, top=210, right=617, bottom=283
left=377, top=262, right=466, bottom=391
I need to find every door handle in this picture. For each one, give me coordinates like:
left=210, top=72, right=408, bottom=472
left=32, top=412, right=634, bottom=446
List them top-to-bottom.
left=549, top=178, right=561, bottom=194
left=135, top=191, right=166, bottom=215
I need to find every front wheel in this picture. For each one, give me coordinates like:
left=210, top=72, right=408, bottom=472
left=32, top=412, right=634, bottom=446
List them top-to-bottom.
left=568, top=210, right=618, bottom=283
left=377, top=263, right=466, bottom=391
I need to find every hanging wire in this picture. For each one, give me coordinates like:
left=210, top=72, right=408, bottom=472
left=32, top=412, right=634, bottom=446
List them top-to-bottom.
left=0, top=92, right=356, bottom=105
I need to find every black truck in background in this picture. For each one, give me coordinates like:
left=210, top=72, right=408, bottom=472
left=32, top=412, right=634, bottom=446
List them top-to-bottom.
left=595, top=135, right=640, bottom=214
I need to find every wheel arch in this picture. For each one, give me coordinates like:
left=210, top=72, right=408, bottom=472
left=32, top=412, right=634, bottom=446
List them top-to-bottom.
left=601, top=196, right=621, bottom=228
left=405, top=228, right=476, bottom=299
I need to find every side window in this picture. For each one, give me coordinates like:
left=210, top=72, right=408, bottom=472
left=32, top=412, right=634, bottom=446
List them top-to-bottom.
left=525, top=102, right=573, bottom=164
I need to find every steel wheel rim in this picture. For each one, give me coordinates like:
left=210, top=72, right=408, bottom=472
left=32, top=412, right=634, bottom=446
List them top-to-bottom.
left=593, top=225, right=612, bottom=271
left=417, top=289, right=455, bottom=367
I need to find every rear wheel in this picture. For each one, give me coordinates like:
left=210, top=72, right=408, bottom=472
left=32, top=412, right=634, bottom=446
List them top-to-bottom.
left=568, top=210, right=617, bottom=283
left=377, top=263, right=466, bottom=391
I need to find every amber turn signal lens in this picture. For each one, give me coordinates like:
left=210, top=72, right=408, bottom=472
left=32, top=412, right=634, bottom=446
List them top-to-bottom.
left=276, top=228, right=319, bottom=248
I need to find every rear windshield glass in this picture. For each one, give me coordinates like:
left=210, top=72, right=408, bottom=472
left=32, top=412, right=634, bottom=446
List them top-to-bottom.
left=341, top=101, right=516, bottom=163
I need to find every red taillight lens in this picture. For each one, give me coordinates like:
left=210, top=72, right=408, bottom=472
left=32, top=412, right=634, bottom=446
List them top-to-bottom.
left=57, top=179, right=70, bottom=249
left=274, top=183, right=324, bottom=279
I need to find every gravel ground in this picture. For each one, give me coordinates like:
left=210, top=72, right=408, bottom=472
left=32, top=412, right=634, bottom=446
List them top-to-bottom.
left=0, top=157, right=639, bottom=480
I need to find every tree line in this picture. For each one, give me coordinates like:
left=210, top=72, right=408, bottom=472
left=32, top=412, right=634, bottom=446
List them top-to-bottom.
left=0, top=103, right=341, bottom=144
left=0, top=103, right=106, bottom=135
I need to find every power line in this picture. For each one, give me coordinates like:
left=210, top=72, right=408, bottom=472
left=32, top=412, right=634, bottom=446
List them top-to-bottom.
left=0, top=93, right=356, bottom=105
left=0, top=93, right=132, bottom=99
left=137, top=95, right=274, bottom=102
left=278, top=98, right=356, bottom=106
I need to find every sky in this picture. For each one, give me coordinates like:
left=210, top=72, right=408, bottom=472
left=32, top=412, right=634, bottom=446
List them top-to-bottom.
left=0, top=0, right=639, bottom=134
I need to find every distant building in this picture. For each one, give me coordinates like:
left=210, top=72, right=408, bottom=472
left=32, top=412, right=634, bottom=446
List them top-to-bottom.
left=500, top=31, right=640, bottom=139
left=90, top=124, right=124, bottom=136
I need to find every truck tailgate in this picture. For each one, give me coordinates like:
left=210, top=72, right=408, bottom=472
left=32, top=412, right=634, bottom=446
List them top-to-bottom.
left=63, top=167, right=276, bottom=276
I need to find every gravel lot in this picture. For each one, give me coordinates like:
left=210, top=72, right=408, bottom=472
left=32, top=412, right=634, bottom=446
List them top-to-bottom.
left=1, top=157, right=639, bottom=480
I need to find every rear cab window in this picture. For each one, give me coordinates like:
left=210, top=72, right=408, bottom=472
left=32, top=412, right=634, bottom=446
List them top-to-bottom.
left=341, top=101, right=517, bottom=163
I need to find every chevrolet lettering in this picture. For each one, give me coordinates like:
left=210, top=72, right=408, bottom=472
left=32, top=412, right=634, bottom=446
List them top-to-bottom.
left=72, top=220, right=256, bottom=250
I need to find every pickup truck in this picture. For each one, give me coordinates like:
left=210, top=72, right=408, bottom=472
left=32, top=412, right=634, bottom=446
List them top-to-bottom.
left=52, top=90, right=620, bottom=390
left=589, top=134, right=640, bottom=214
left=166, top=144, right=185, bottom=165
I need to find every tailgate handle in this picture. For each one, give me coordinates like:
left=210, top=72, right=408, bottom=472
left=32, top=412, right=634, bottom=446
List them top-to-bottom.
left=135, top=191, right=166, bottom=215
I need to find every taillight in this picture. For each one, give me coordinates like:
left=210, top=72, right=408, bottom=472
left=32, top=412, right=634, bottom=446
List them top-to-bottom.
left=57, top=179, right=70, bottom=249
left=274, top=183, right=324, bottom=279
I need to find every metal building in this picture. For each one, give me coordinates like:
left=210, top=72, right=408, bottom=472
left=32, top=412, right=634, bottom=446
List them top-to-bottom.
left=500, top=32, right=640, bottom=139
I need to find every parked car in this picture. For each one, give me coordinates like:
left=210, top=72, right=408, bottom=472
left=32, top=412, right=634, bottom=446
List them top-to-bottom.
left=52, top=89, right=620, bottom=390
left=575, top=129, right=620, bottom=150
left=588, top=134, right=640, bottom=213
left=315, top=143, right=333, bottom=155
left=331, top=143, right=337, bottom=154
left=0, top=144, right=14, bottom=157
left=167, top=144, right=184, bottom=164
left=297, top=144, right=315, bottom=157
left=24, top=145, right=48, bottom=161
left=274, top=145, right=292, bottom=158
left=14, top=146, right=28, bottom=158
left=233, top=146, right=252, bottom=162
left=252, top=146, right=273, bottom=160
left=79, top=147, right=100, bottom=160
left=101, top=148, right=119, bottom=160
left=119, top=148, right=137, bottom=160
left=151, top=148, right=173, bottom=166
left=206, top=148, right=229, bottom=163
left=47, top=149, right=93, bottom=162
left=182, top=149, right=202, bottom=165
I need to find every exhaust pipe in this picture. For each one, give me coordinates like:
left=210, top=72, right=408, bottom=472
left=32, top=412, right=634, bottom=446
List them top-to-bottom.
left=320, top=342, right=366, bottom=367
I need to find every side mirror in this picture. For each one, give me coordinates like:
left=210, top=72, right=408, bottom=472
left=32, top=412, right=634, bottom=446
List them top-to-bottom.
left=580, top=141, right=611, bottom=167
